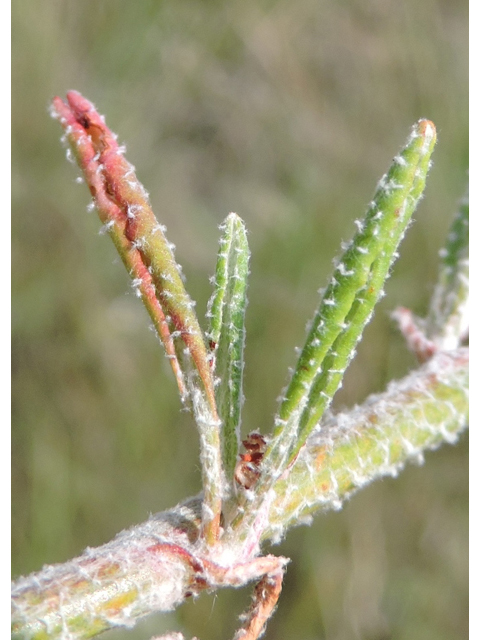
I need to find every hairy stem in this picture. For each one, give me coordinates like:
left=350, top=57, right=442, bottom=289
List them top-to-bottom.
left=12, top=349, right=468, bottom=639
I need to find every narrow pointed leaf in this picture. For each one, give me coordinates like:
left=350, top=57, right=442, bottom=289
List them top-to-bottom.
left=51, top=92, right=223, bottom=544
left=52, top=92, right=216, bottom=411
left=51, top=95, right=188, bottom=400
left=261, top=119, right=437, bottom=484
left=292, top=127, right=438, bottom=457
left=426, top=185, right=469, bottom=348
left=206, top=213, right=250, bottom=477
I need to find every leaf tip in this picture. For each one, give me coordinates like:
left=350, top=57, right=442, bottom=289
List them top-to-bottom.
left=66, top=90, right=95, bottom=115
left=416, top=119, right=437, bottom=150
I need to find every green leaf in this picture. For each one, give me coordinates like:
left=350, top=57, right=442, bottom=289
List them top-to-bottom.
left=262, top=119, right=437, bottom=482
left=426, top=184, right=469, bottom=347
left=207, top=213, right=250, bottom=478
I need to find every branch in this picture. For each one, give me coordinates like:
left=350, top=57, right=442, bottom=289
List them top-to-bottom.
left=12, top=347, right=468, bottom=640
left=265, top=347, right=468, bottom=540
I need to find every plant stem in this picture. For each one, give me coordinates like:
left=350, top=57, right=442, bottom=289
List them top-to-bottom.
left=264, top=347, right=468, bottom=541
left=12, top=348, right=468, bottom=640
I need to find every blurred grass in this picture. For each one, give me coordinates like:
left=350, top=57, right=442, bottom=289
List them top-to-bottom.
left=12, top=1, right=467, bottom=639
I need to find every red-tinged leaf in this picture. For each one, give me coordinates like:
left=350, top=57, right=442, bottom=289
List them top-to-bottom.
left=52, top=92, right=217, bottom=414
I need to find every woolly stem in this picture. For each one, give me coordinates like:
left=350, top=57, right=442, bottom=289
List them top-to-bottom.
left=265, top=347, right=468, bottom=541
left=11, top=349, right=468, bottom=640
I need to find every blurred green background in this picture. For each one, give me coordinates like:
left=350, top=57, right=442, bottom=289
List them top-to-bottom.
left=12, top=1, right=468, bottom=639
